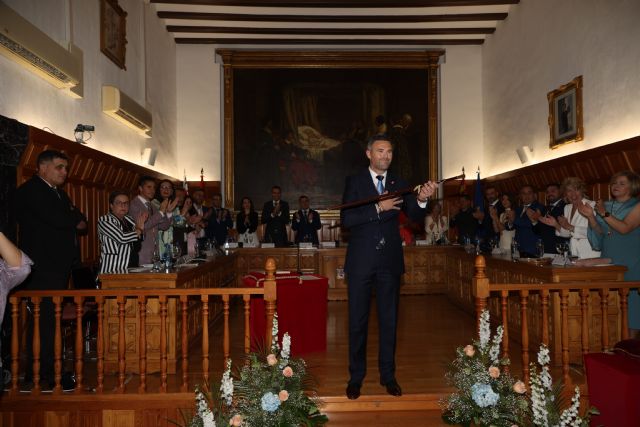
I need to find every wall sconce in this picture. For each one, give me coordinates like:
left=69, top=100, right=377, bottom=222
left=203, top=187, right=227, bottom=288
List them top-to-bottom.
left=516, top=146, right=533, bottom=164
left=141, top=147, right=157, bottom=166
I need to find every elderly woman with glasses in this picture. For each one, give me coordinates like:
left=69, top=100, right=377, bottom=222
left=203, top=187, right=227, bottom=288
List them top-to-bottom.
left=98, top=190, right=148, bottom=273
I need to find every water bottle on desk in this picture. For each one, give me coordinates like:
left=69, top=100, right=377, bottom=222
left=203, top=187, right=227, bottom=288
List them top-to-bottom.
left=511, top=240, right=520, bottom=261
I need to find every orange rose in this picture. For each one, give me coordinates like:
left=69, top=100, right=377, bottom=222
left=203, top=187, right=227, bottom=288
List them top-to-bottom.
left=463, top=345, right=475, bottom=357
left=266, top=354, right=277, bottom=366
left=282, top=366, right=293, bottom=377
left=488, top=366, right=500, bottom=378
left=513, top=380, right=526, bottom=394
left=278, top=390, right=289, bottom=402
left=229, top=414, right=243, bottom=426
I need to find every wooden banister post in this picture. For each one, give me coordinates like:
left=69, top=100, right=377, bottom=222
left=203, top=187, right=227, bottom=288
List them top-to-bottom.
left=472, top=255, right=490, bottom=331
left=264, top=257, right=277, bottom=347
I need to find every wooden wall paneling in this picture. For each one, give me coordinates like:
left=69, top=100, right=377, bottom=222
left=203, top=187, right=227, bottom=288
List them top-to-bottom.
left=17, top=126, right=176, bottom=266
left=102, top=410, right=135, bottom=427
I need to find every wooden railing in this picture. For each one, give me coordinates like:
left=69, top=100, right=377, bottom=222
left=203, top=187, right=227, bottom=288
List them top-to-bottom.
left=471, top=255, right=637, bottom=386
left=6, top=260, right=277, bottom=397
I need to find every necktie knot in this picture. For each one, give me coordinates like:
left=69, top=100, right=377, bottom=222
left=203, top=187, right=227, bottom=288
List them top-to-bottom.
left=376, top=175, right=384, bottom=195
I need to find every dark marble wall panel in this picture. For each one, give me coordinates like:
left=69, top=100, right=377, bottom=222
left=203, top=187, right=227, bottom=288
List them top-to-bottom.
left=0, top=115, right=28, bottom=241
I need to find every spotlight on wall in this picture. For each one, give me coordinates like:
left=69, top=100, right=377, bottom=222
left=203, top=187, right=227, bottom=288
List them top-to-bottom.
left=74, top=123, right=94, bottom=144
left=516, top=145, right=533, bottom=164
left=141, top=147, right=157, bottom=166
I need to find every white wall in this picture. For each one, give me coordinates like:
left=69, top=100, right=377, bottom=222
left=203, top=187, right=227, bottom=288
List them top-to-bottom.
left=0, top=0, right=177, bottom=177
left=482, top=0, right=640, bottom=177
left=176, top=45, right=221, bottom=182
left=440, top=45, right=484, bottom=179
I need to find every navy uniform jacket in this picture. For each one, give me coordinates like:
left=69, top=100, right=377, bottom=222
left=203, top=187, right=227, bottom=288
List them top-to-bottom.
left=341, top=170, right=427, bottom=277
left=261, top=200, right=290, bottom=246
left=535, top=200, right=568, bottom=253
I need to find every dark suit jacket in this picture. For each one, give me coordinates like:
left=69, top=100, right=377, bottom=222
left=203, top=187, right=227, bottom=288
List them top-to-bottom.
left=341, top=170, right=427, bottom=277
left=15, top=176, right=84, bottom=283
left=261, top=200, right=290, bottom=246
left=482, top=200, right=505, bottom=239
left=535, top=200, right=568, bottom=253
left=513, top=201, right=546, bottom=255
left=205, top=207, right=233, bottom=244
left=291, top=209, right=321, bottom=244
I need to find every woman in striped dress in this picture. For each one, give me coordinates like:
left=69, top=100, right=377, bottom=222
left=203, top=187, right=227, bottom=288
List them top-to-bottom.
left=98, top=191, right=147, bottom=273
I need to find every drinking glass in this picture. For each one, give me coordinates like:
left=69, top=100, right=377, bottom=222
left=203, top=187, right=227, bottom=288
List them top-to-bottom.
left=536, top=239, right=545, bottom=258
left=511, top=240, right=520, bottom=260
left=151, top=248, right=162, bottom=272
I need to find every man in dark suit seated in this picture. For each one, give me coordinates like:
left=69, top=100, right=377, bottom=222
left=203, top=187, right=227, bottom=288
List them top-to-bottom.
left=341, top=136, right=436, bottom=400
left=16, top=150, right=87, bottom=390
left=536, top=183, right=568, bottom=254
left=513, top=184, right=545, bottom=257
left=261, top=186, right=290, bottom=247
left=291, top=195, right=321, bottom=245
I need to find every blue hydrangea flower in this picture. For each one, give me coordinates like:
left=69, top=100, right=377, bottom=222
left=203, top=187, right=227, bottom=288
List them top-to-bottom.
left=471, top=382, right=499, bottom=407
left=261, top=392, right=281, bottom=412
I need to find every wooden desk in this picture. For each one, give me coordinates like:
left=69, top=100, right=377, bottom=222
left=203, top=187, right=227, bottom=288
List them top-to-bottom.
left=233, top=245, right=449, bottom=300
left=445, top=248, right=626, bottom=364
left=99, top=255, right=236, bottom=373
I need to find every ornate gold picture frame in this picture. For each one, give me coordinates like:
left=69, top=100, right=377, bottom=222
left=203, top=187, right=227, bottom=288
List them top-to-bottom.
left=100, top=0, right=127, bottom=70
left=547, top=75, right=583, bottom=149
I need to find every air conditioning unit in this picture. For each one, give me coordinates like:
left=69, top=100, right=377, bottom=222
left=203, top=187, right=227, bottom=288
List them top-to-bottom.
left=0, top=1, right=82, bottom=95
left=102, top=85, right=152, bottom=137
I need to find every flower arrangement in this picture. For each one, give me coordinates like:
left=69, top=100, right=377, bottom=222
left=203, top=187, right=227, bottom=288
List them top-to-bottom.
left=441, top=310, right=529, bottom=427
left=442, top=310, right=599, bottom=427
left=172, top=313, right=328, bottom=427
left=528, top=344, right=598, bottom=427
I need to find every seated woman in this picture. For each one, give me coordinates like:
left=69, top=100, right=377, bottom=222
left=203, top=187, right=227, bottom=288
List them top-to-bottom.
left=538, top=177, right=600, bottom=259
left=98, top=191, right=147, bottom=273
left=490, top=194, right=516, bottom=253
left=236, top=196, right=259, bottom=246
left=425, top=202, right=448, bottom=244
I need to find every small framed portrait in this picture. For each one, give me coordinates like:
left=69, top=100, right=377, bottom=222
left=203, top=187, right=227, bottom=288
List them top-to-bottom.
left=100, top=0, right=127, bottom=70
left=547, top=75, right=583, bottom=149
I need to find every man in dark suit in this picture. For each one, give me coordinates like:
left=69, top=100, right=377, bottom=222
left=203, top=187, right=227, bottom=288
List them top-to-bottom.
left=341, top=136, right=436, bottom=400
left=16, top=150, right=86, bottom=389
left=128, top=176, right=174, bottom=265
left=536, top=183, right=568, bottom=254
left=513, top=184, right=546, bottom=257
left=480, top=185, right=504, bottom=240
left=261, top=186, right=290, bottom=247
left=206, top=193, right=233, bottom=245
left=291, top=195, right=321, bottom=245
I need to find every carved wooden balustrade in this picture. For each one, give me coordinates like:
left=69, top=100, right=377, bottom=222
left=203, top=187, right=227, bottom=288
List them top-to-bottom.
left=471, top=255, right=637, bottom=386
left=6, top=261, right=277, bottom=397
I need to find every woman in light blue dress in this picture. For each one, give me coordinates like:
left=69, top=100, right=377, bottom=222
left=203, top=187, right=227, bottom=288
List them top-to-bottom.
left=581, top=171, right=640, bottom=338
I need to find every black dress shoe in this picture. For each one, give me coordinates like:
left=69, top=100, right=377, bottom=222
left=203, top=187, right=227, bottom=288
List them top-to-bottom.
left=382, top=380, right=402, bottom=397
left=346, top=383, right=361, bottom=400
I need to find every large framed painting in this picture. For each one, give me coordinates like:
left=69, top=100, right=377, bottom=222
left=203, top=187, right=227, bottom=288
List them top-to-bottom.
left=218, top=50, right=443, bottom=210
left=548, top=75, right=583, bottom=149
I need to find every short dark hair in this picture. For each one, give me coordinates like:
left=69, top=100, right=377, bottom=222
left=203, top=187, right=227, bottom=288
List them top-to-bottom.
left=367, top=135, right=393, bottom=150
left=37, top=150, right=68, bottom=165
left=138, top=175, right=156, bottom=188
left=546, top=183, right=561, bottom=190
left=520, top=184, right=536, bottom=193
left=272, top=185, right=281, bottom=192
left=484, top=185, right=498, bottom=193
left=192, top=188, right=204, bottom=194
left=109, top=190, right=129, bottom=205
left=212, top=192, right=222, bottom=199
left=459, top=194, right=471, bottom=201
left=299, top=195, right=309, bottom=201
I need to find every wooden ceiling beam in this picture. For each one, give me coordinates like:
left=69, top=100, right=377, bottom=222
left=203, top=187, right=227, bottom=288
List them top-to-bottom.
left=152, top=0, right=518, bottom=7
left=157, top=12, right=509, bottom=23
left=167, top=26, right=495, bottom=35
left=175, top=37, right=484, bottom=45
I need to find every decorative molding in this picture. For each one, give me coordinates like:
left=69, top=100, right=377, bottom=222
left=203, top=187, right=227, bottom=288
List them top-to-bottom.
left=152, top=0, right=518, bottom=7
left=169, top=26, right=495, bottom=35
left=177, top=38, right=484, bottom=45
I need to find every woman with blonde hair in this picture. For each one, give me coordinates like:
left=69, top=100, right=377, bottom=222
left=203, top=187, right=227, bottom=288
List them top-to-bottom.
left=579, top=170, right=640, bottom=338
left=538, top=176, right=600, bottom=259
